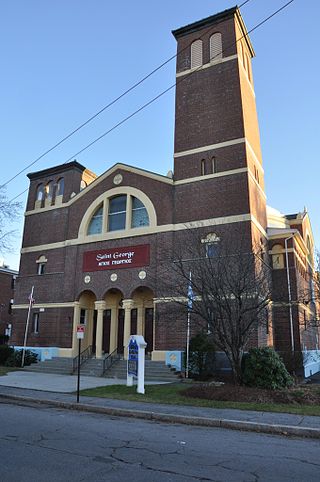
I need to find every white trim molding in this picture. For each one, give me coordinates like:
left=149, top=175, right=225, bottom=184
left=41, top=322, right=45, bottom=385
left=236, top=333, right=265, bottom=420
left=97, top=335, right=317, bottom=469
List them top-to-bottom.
left=176, top=54, right=238, bottom=78
left=174, top=137, right=246, bottom=159
left=20, top=213, right=267, bottom=254
left=13, top=302, right=76, bottom=310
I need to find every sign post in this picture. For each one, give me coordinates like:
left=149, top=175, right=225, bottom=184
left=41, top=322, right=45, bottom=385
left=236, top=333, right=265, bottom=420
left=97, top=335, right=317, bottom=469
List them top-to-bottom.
left=21, top=286, right=35, bottom=368
left=76, top=325, right=85, bottom=403
left=127, top=335, right=147, bottom=394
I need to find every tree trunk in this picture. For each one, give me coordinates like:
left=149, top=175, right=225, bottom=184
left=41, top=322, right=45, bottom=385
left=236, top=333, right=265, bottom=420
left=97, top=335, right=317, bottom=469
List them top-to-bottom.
left=225, top=349, right=243, bottom=385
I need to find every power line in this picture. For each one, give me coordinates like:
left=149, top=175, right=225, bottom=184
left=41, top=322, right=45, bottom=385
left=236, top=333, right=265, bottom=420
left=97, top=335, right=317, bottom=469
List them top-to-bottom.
left=1, top=0, right=254, bottom=191
left=9, top=0, right=294, bottom=203
left=59, top=0, right=296, bottom=164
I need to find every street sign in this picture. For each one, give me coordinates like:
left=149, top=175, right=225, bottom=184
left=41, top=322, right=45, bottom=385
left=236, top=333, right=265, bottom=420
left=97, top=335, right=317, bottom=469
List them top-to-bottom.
left=77, top=325, right=85, bottom=339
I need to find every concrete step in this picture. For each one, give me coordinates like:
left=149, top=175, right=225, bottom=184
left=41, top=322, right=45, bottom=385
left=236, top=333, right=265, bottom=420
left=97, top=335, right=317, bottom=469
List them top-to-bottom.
left=22, top=356, right=181, bottom=381
left=23, top=356, right=74, bottom=375
left=104, top=359, right=180, bottom=382
left=24, top=366, right=73, bottom=375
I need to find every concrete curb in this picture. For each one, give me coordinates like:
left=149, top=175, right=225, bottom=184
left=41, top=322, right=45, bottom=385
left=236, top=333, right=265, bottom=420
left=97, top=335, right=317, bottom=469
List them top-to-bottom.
left=1, top=393, right=320, bottom=439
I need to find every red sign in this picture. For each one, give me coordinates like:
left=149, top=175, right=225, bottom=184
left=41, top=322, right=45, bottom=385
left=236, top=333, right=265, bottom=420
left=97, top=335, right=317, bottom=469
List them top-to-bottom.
left=83, top=244, right=150, bottom=272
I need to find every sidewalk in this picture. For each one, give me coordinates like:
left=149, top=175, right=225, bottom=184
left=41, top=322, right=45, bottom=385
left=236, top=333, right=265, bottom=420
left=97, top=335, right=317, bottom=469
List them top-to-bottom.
left=1, top=371, right=320, bottom=439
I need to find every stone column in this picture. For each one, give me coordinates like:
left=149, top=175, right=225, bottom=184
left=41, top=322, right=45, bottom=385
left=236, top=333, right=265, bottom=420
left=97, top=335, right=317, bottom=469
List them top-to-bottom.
left=122, top=299, right=133, bottom=359
left=71, top=301, right=81, bottom=357
left=94, top=301, right=106, bottom=359
left=109, top=304, right=118, bottom=353
left=137, top=304, right=145, bottom=336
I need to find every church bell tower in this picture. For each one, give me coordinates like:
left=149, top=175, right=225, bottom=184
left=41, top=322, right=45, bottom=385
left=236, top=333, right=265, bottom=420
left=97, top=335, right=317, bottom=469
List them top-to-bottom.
left=172, top=7, right=267, bottom=244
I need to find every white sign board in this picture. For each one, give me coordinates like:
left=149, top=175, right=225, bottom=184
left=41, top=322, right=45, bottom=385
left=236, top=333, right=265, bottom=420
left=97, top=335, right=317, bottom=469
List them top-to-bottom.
left=77, top=325, right=85, bottom=339
left=127, top=334, right=147, bottom=394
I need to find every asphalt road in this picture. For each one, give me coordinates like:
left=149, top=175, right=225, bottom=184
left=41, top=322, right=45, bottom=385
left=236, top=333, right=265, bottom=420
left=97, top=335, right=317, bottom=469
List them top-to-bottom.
left=1, top=401, right=320, bottom=482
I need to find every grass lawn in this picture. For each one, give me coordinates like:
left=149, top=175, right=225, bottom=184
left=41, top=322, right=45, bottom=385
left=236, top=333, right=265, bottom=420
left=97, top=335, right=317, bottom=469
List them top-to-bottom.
left=0, top=366, right=21, bottom=377
left=79, top=383, right=320, bottom=417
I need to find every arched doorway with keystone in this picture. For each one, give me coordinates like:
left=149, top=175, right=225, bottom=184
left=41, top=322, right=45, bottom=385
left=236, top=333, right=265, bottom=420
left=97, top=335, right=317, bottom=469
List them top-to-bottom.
left=93, top=288, right=124, bottom=358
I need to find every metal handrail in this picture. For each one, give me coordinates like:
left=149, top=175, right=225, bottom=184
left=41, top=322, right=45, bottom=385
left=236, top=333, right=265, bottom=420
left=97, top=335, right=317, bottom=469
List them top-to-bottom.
left=72, top=345, right=92, bottom=372
left=102, top=348, right=120, bottom=375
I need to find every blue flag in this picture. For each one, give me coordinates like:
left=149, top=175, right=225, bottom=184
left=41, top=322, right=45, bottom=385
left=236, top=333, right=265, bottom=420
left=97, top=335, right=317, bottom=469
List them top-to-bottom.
left=187, top=271, right=194, bottom=311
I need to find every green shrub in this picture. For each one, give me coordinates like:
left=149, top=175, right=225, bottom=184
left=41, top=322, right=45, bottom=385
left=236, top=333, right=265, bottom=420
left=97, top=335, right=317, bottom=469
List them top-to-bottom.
left=187, top=332, right=215, bottom=381
left=0, top=334, right=9, bottom=345
left=0, top=345, right=14, bottom=365
left=242, top=347, right=293, bottom=390
left=5, top=349, right=38, bottom=367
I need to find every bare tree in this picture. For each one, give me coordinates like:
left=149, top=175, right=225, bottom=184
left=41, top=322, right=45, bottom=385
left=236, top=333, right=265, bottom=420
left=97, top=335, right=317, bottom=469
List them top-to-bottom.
left=0, top=187, right=22, bottom=255
left=157, top=228, right=272, bottom=384
left=294, top=250, right=320, bottom=329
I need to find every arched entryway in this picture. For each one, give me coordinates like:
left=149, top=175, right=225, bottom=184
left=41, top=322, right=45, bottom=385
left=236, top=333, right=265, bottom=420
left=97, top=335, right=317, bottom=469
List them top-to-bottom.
left=89, top=287, right=155, bottom=359
left=102, top=288, right=124, bottom=355
left=74, top=290, right=97, bottom=354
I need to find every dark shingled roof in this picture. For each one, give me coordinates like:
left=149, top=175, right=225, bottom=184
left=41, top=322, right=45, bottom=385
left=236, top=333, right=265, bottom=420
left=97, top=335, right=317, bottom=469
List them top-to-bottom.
left=172, top=6, right=237, bottom=38
left=27, top=160, right=86, bottom=180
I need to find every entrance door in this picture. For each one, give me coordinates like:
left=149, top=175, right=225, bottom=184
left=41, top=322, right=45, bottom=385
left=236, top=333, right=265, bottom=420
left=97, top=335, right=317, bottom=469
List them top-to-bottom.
left=131, top=308, right=137, bottom=335
left=145, top=308, right=154, bottom=354
left=103, top=309, right=111, bottom=354
left=117, top=309, right=125, bottom=354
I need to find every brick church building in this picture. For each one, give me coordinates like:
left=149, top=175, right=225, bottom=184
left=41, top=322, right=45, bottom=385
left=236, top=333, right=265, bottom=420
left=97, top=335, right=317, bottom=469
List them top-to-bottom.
left=12, top=7, right=319, bottom=375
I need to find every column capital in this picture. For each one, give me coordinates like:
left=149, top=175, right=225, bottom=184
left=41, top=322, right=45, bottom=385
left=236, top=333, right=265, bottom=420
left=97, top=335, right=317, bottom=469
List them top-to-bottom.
left=122, top=299, right=134, bottom=310
left=95, top=300, right=106, bottom=310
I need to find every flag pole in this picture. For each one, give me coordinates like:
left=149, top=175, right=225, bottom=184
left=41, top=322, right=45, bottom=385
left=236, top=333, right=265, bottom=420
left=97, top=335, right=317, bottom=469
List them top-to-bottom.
left=186, top=271, right=193, bottom=379
left=21, top=286, right=34, bottom=368
left=186, top=310, right=191, bottom=379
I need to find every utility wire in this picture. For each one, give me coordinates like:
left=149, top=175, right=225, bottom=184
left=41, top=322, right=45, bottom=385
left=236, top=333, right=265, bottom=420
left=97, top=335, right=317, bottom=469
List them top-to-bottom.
left=1, top=0, right=253, bottom=191
left=9, top=0, right=294, bottom=203
left=60, top=0, right=296, bottom=165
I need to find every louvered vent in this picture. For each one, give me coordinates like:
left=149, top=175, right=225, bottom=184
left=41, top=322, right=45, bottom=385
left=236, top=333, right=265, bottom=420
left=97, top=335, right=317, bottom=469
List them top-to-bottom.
left=210, top=33, right=222, bottom=61
left=191, top=40, right=203, bottom=69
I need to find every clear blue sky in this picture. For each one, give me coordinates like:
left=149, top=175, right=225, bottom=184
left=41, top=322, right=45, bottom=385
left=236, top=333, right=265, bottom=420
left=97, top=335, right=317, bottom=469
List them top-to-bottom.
left=1, top=0, right=319, bottom=270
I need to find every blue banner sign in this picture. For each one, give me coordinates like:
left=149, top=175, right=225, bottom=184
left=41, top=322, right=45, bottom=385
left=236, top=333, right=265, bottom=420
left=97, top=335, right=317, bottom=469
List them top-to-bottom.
left=128, top=338, right=138, bottom=377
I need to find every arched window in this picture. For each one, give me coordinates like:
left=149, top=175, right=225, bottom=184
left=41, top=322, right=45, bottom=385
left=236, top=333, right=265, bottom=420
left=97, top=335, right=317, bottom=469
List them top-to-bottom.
left=210, top=33, right=222, bottom=61
left=191, top=40, right=203, bottom=69
left=211, top=156, right=216, bottom=174
left=201, top=159, right=206, bottom=176
left=57, top=177, right=64, bottom=196
left=80, top=180, right=87, bottom=191
left=45, top=181, right=54, bottom=200
left=36, top=184, right=44, bottom=202
left=86, top=193, right=151, bottom=236
left=108, top=195, right=127, bottom=231
left=131, top=197, right=149, bottom=228
left=87, top=205, right=103, bottom=235
left=201, top=232, right=220, bottom=258
left=271, top=244, right=284, bottom=269
left=36, top=254, right=47, bottom=275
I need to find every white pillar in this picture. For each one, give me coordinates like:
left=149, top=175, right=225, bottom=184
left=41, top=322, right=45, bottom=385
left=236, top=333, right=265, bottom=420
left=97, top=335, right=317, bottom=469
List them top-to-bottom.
left=122, top=299, right=133, bottom=360
left=94, top=301, right=106, bottom=358
left=71, top=302, right=81, bottom=357
left=109, top=304, right=118, bottom=353
left=137, top=304, right=144, bottom=335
